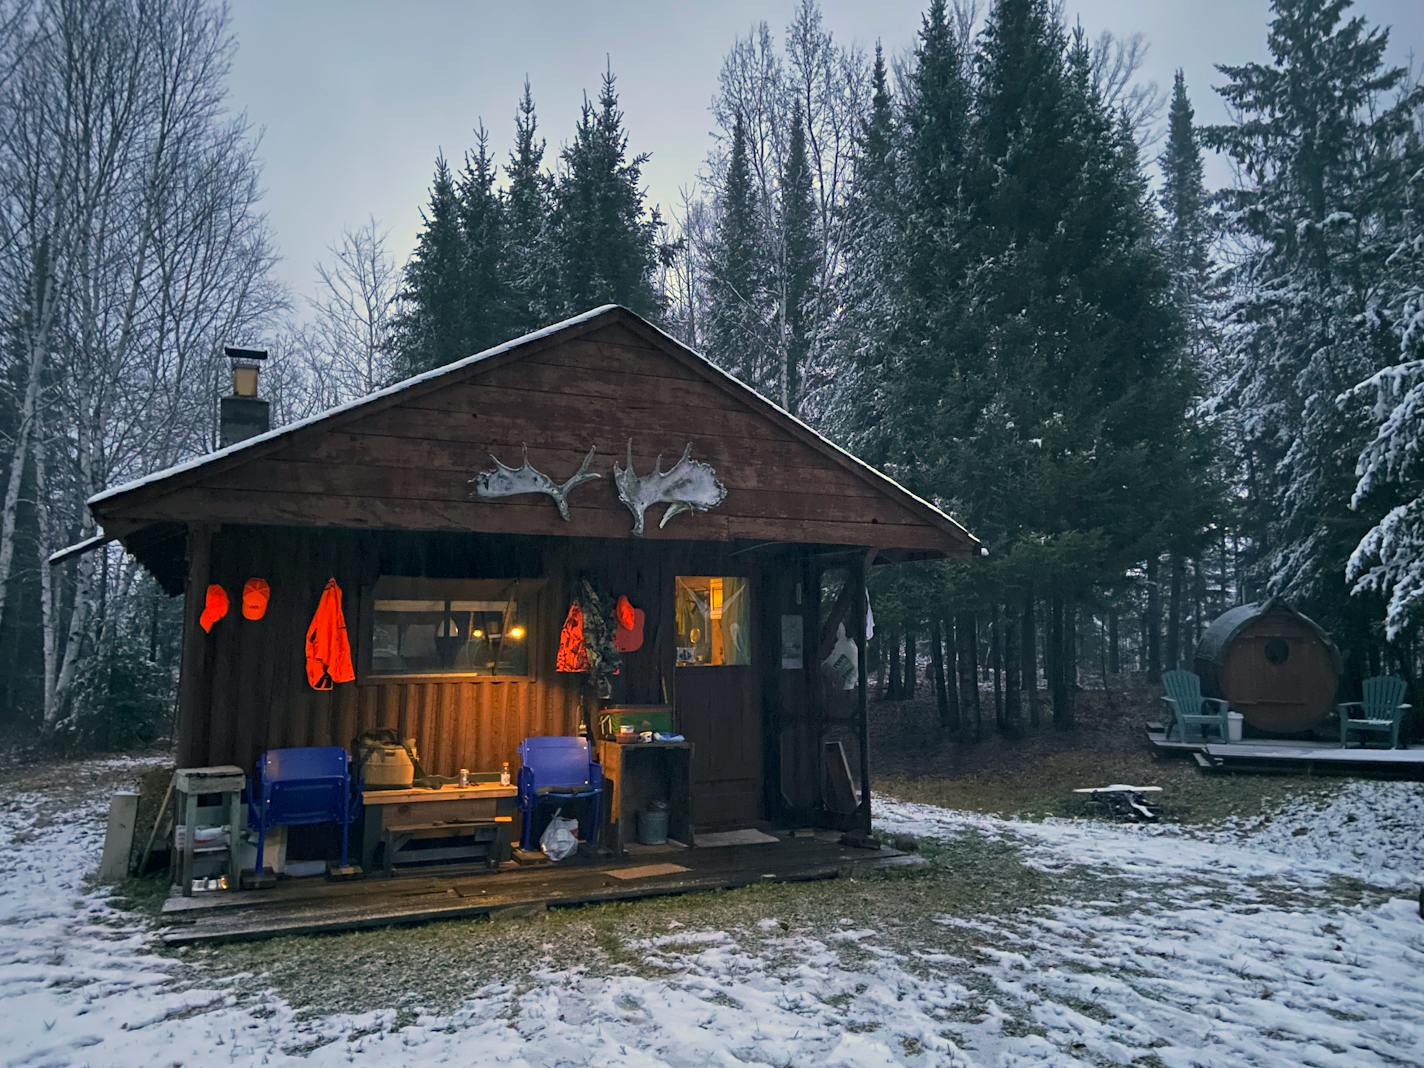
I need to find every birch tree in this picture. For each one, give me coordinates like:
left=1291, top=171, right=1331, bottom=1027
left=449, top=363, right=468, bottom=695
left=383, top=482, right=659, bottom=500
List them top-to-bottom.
left=0, top=0, right=283, bottom=736
left=306, top=218, right=399, bottom=405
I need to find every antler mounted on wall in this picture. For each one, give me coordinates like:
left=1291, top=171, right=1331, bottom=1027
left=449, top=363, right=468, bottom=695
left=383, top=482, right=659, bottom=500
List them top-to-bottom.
left=613, top=440, right=728, bottom=536
left=470, top=445, right=601, bottom=521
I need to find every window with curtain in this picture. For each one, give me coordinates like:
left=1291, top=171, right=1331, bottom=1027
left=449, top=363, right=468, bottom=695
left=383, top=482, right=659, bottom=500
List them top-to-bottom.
left=674, top=576, right=750, bottom=667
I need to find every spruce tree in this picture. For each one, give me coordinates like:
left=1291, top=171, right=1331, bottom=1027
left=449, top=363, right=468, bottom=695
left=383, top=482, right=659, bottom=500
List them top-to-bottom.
left=894, top=0, right=973, bottom=488
left=1204, top=0, right=1423, bottom=670
left=833, top=40, right=902, bottom=458
left=547, top=66, right=664, bottom=319
left=1158, top=71, right=1226, bottom=673
left=1161, top=73, right=1209, bottom=335
left=504, top=79, right=555, bottom=332
left=778, top=105, right=817, bottom=415
left=703, top=112, right=771, bottom=389
left=457, top=123, right=515, bottom=356
left=392, top=154, right=467, bottom=377
left=1347, top=161, right=1424, bottom=640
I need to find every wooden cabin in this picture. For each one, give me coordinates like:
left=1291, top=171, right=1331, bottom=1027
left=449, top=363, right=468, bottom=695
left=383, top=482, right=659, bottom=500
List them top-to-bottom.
left=89, top=305, right=978, bottom=847
left=1195, top=598, right=1342, bottom=734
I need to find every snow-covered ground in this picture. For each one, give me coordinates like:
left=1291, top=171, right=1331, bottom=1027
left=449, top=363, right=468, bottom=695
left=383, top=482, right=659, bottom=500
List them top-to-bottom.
left=0, top=759, right=1420, bottom=1067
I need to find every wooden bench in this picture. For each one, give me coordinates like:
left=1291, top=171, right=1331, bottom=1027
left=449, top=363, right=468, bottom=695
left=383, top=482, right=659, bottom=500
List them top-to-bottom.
left=381, top=818, right=512, bottom=875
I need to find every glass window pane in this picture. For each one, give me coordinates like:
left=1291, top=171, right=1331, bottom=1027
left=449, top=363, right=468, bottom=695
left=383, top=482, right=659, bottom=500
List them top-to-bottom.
left=675, top=576, right=750, bottom=667
left=370, top=579, right=533, bottom=678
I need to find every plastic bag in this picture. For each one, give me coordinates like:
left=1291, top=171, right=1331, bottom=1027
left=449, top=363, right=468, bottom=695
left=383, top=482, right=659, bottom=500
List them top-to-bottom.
left=540, top=809, right=580, bottom=862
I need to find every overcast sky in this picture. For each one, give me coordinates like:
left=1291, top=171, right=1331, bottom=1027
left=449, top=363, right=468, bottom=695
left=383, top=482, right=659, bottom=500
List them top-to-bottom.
left=224, top=1, right=1423, bottom=313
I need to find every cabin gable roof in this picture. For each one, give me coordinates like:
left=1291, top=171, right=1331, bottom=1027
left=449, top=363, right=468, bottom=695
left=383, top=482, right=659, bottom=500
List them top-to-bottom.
left=91, top=306, right=978, bottom=560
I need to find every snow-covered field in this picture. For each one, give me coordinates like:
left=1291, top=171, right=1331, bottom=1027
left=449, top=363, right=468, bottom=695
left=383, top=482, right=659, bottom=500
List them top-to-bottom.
left=1, top=758, right=1420, bottom=1067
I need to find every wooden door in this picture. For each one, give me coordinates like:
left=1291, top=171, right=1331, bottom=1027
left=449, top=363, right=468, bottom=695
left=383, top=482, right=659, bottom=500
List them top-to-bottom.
left=671, top=571, right=762, bottom=830
left=677, top=664, right=761, bottom=828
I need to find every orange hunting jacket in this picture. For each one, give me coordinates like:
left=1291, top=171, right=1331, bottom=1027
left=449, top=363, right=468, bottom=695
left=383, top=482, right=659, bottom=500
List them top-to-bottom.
left=306, top=578, right=355, bottom=690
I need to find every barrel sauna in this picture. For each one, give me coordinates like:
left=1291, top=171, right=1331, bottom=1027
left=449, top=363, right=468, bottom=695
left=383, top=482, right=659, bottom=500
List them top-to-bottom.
left=1194, top=599, right=1342, bottom=734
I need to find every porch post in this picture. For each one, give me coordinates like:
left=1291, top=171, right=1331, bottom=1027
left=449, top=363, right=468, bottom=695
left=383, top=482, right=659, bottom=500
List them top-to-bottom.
left=176, top=522, right=215, bottom=767
left=853, top=549, right=875, bottom=835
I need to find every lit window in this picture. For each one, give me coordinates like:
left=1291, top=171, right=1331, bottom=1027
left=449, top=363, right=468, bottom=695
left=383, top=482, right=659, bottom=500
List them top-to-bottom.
left=675, top=576, right=750, bottom=667
left=370, top=578, right=534, bottom=678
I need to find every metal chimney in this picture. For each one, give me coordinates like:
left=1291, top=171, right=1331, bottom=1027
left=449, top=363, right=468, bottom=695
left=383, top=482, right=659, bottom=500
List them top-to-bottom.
left=220, top=345, right=270, bottom=447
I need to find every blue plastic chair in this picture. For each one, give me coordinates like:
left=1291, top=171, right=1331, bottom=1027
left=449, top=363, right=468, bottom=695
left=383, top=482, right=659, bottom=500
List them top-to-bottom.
left=516, top=736, right=602, bottom=852
left=248, top=746, right=356, bottom=872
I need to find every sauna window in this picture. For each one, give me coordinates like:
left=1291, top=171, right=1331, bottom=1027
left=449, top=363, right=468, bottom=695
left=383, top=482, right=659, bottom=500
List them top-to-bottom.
left=674, top=576, right=750, bottom=667
left=369, top=577, right=534, bottom=678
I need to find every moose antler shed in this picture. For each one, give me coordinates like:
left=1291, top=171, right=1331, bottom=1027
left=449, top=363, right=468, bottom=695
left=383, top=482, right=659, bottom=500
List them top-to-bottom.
left=470, top=441, right=726, bottom=534
left=613, top=441, right=727, bottom=536
left=470, top=445, right=601, bottom=520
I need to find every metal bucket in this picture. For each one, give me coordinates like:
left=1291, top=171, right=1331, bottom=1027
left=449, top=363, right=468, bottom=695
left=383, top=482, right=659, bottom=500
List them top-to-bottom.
left=637, top=804, right=670, bottom=845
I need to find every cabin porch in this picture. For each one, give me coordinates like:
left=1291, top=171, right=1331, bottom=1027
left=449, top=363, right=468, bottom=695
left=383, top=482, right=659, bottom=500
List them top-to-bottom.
left=158, top=830, right=910, bottom=945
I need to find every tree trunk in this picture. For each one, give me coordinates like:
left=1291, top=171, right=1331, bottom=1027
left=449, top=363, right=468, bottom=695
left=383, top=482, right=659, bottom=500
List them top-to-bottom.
left=0, top=277, right=53, bottom=632
left=1166, top=552, right=1185, bottom=672
left=1145, top=556, right=1163, bottom=682
left=1190, top=556, right=1207, bottom=648
left=1022, top=592, right=1039, bottom=727
left=1050, top=595, right=1074, bottom=729
left=1003, top=600, right=1022, bottom=735
left=991, top=606, right=1004, bottom=732
left=1107, top=606, right=1121, bottom=675
left=956, top=612, right=980, bottom=740
left=944, top=614, right=960, bottom=732
left=930, top=617, right=951, bottom=730
left=885, top=627, right=902, bottom=701
left=903, top=628, right=917, bottom=698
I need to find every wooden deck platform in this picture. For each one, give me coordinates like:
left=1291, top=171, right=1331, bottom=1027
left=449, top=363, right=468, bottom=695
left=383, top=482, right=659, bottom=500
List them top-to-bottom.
left=1146, top=727, right=1424, bottom=777
left=159, top=833, right=909, bottom=945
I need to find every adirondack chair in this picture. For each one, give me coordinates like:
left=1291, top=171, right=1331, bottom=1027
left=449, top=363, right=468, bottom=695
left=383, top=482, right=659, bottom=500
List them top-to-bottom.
left=1161, top=669, right=1232, bottom=742
left=1338, top=676, right=1410, bottom=749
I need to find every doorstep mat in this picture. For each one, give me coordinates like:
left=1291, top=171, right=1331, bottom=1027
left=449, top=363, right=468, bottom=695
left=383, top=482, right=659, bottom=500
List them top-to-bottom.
left=695, top=829, right=780, bottom=847
left=607, top=863, right=691, bottom=880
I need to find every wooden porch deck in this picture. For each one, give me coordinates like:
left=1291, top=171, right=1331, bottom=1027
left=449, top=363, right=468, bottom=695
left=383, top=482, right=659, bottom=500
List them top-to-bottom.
left=1146, top=726, right=1424, bottom=777
left=159, top=833, right=908, bottom=945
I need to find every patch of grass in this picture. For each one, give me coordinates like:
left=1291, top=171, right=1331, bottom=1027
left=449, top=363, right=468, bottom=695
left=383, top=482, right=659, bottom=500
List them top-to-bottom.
left=872, top=687, right=1338, bottom=826
left=878, top=757, right=1332, bottom=826
left=169, top=825, right=1051, bottom=1020
left=105, top=871, right=171, bottom=916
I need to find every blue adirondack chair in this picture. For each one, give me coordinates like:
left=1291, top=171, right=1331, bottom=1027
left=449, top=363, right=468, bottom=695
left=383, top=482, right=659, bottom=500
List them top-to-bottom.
left=1161, top=669, right=1232, bottom=742
left=1338, top=676, right=1410, bottom=749
left=517, top=736, right=602, bottom=852
left=248, top=746, right=356, bottom=873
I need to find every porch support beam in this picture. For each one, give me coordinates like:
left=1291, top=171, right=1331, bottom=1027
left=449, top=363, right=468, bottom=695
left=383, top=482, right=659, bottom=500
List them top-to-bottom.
left=853, top=548, right=876, bottom=835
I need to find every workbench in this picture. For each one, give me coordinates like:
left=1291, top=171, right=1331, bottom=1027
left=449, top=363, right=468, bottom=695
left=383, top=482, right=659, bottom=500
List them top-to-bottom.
left=595, top=740, right=694, bottom=854
left=360, top=783, right=517, bottom=872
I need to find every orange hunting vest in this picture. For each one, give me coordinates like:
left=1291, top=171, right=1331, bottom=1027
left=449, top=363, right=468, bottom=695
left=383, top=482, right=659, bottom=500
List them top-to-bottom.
left=306, top=578, right=355, bottom=690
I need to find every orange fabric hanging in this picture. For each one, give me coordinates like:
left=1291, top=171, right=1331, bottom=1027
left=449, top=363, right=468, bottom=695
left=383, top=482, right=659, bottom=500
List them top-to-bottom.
left=305, top=578, right=355, bottom=690
left=199, top=584, right=229, bottom=633
left=556, top=602, right=588, bottom=673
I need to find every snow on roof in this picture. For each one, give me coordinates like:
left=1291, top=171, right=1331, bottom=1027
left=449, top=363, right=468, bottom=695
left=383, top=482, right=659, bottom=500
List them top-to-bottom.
left=88, top=303, right=977, bottom=546
left=88, top=305, right=620, bottom=507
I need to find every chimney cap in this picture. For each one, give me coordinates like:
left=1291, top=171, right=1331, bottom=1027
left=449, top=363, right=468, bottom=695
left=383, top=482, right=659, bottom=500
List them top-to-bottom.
left=223, top=345, right=268, bottom=362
